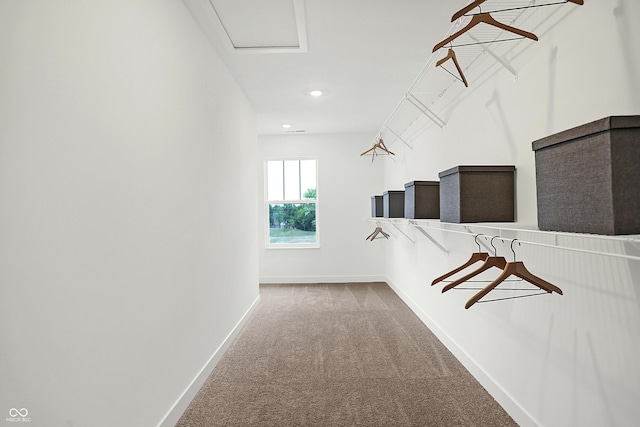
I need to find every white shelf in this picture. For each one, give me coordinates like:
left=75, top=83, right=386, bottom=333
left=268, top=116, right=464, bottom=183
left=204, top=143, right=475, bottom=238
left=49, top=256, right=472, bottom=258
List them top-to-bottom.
left=368, top=217, right=640, bottom=261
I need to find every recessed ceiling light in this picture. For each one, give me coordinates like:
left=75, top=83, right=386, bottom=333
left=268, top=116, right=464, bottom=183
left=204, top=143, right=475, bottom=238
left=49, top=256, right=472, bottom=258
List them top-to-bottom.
left=309, top=90, right=323, bottom=97
left=282, top=123, right=292, bottom=129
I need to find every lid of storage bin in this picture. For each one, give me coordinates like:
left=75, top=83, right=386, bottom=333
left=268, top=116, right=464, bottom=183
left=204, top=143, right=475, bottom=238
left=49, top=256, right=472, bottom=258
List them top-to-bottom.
left=532, top=115, right=640, bottom=151
left=438, top=165, right=516, bottom=178
left=404, top=180, right=439, bottom=188
left=383, top=190, right=405, bottom=195
left=370, top=195, right=382, bottom=199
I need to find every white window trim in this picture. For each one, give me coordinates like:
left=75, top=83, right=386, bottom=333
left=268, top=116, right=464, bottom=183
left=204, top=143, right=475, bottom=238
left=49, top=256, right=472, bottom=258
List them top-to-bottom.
left=264, top=157, right=319, bottom=249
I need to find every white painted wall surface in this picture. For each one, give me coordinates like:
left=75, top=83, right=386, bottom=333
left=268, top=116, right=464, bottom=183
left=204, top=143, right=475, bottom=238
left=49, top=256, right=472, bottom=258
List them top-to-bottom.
left=0, top=1, right=258, bottom=426
left=382, top=1, right=640, bottom=426
left=258, top=133, right=386, bottom=283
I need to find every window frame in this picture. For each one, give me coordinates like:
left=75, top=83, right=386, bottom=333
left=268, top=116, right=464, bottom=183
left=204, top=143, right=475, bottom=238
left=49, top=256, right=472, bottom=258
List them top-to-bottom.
left=264, top=157, right=319, bottom=249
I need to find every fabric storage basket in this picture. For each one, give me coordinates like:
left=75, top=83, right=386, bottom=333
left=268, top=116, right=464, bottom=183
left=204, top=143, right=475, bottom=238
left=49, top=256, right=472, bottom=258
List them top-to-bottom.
left=532, top=115, right=640, bottom=235
left=438, top=166, right=516, bottom=223
left=404, top=181, right=440, bottom=219
left=383, top=191, right=405, bottom=218
left=371, top=195, right=383, bottom=218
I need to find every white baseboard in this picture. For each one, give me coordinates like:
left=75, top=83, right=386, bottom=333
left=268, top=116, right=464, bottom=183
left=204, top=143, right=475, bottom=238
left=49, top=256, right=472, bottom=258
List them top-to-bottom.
left=259, top=274, right=387, bottom=284
left=385, top=278, right=539, bottom=427
left=157, top=295, right=261, bottom=427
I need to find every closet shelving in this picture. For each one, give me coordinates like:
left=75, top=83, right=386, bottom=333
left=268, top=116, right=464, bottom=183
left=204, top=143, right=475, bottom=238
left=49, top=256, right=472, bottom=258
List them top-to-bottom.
left=362, top=0, right=584, bottom=159
left=367, top=217, right=640, bottom=262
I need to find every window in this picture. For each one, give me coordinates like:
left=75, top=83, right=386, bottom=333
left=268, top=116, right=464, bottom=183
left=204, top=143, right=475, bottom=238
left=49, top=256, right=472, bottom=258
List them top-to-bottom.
left=266, top=159, right=317, bottom=247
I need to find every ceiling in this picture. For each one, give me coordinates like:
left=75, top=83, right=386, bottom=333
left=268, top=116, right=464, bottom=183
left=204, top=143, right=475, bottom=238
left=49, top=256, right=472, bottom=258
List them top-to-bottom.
left=182, top=0, right=462, bottom=136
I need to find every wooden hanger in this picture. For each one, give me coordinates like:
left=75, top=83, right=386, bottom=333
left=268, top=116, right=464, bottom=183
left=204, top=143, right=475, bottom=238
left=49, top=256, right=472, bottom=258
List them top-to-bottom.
left=451, top=0, right=583, bottom=22
left=451, top=0, right=487, bottom=22
left=433, top=12, right=538, bottom=53
left=436, top=48, right=469, bottom=87
left=360, top=139, right=395, bottom=162
left=377, top=139, right=394, bottom=155
left=360, top=144, right=378, bottom=156
left=366, top=226, right=390, bottom=241
left=432, top=235, right=487, bottom=285
left=441, top=237, right=506, bottom=292
left=432, top=252, right=488, bottom=285
left=442, top=255, right=507, bottom=292
left=465, top=260, right=563, bottom=309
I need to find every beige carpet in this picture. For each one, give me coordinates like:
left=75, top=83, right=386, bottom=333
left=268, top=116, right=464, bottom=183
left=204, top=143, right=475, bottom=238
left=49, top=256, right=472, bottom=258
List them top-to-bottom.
left=176, top=282, right=517, bottom=426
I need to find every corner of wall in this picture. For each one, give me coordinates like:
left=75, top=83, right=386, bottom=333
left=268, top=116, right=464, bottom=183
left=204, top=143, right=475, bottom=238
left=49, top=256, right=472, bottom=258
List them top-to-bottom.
left=384, top=278, right=539, bottom=427
left=157, top=295, right=261, bottom=427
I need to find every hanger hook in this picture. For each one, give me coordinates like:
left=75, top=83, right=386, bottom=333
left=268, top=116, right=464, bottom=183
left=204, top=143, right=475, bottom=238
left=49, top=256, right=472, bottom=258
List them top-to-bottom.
left=474, top=234, right=483, bottom=252
left=489, top=236, right=498, bottom=256
left=510, top=239, right=520, bottom=262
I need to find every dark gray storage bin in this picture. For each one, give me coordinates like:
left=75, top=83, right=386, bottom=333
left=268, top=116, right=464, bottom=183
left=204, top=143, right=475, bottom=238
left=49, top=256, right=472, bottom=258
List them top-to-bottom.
left=532, top=115, right=640, bottom=235
left=438, top=166, right=516, bottom=223
left=404, top=181, right=440, bottom=219
left=383, top=191, right=405, bottom=218
left=371, top=195, right=383, bottom=217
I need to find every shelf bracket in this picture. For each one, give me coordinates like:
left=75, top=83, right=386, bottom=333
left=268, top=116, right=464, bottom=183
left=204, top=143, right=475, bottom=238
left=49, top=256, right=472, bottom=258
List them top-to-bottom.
left=468, top=34, right=518, bottom=79
left=406, top=94, right=447, bottom=128
left=386, top=127, right=413, bottom=150
left=390, top=221, right=415, bottom=244
left=411, top=222, right=449, bottom=254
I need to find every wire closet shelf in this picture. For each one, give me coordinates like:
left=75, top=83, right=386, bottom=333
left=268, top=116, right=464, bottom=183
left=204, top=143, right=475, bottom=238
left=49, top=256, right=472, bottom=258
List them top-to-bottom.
left=363, top=0, right=584, bottom=159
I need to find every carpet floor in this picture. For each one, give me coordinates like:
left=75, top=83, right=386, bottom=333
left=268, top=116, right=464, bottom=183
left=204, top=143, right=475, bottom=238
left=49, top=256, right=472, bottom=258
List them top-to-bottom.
left=176, top=282, right=517, bottom=426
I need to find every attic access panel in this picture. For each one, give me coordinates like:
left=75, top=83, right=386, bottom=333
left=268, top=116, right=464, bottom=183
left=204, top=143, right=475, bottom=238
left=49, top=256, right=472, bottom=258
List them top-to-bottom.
left=208, top=0, right=308, bottom=53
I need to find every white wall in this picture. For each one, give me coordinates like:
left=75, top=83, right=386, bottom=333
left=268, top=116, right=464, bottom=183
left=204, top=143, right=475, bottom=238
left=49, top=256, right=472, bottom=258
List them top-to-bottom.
left=382, top=1, right=640, bottom=426
left=0, top=2, right=258, bottom=426
left=258, top=133, right=385, bottom=283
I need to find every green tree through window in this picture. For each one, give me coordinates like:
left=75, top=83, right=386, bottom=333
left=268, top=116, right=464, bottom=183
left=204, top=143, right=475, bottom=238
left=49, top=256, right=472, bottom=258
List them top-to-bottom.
left=266, top=159, right=317, bottom=246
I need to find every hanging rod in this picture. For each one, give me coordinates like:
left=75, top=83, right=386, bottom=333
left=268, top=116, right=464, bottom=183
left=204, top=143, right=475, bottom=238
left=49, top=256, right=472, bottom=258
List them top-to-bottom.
left=461, top=0, right=583, bottom=17
left=448, top=36, right=528, bottom=49
left=367, top=218, right=640, bottom=262
left=410, top=220, right=640, bottom=262
left=417, top=220, right=640, bottom=245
